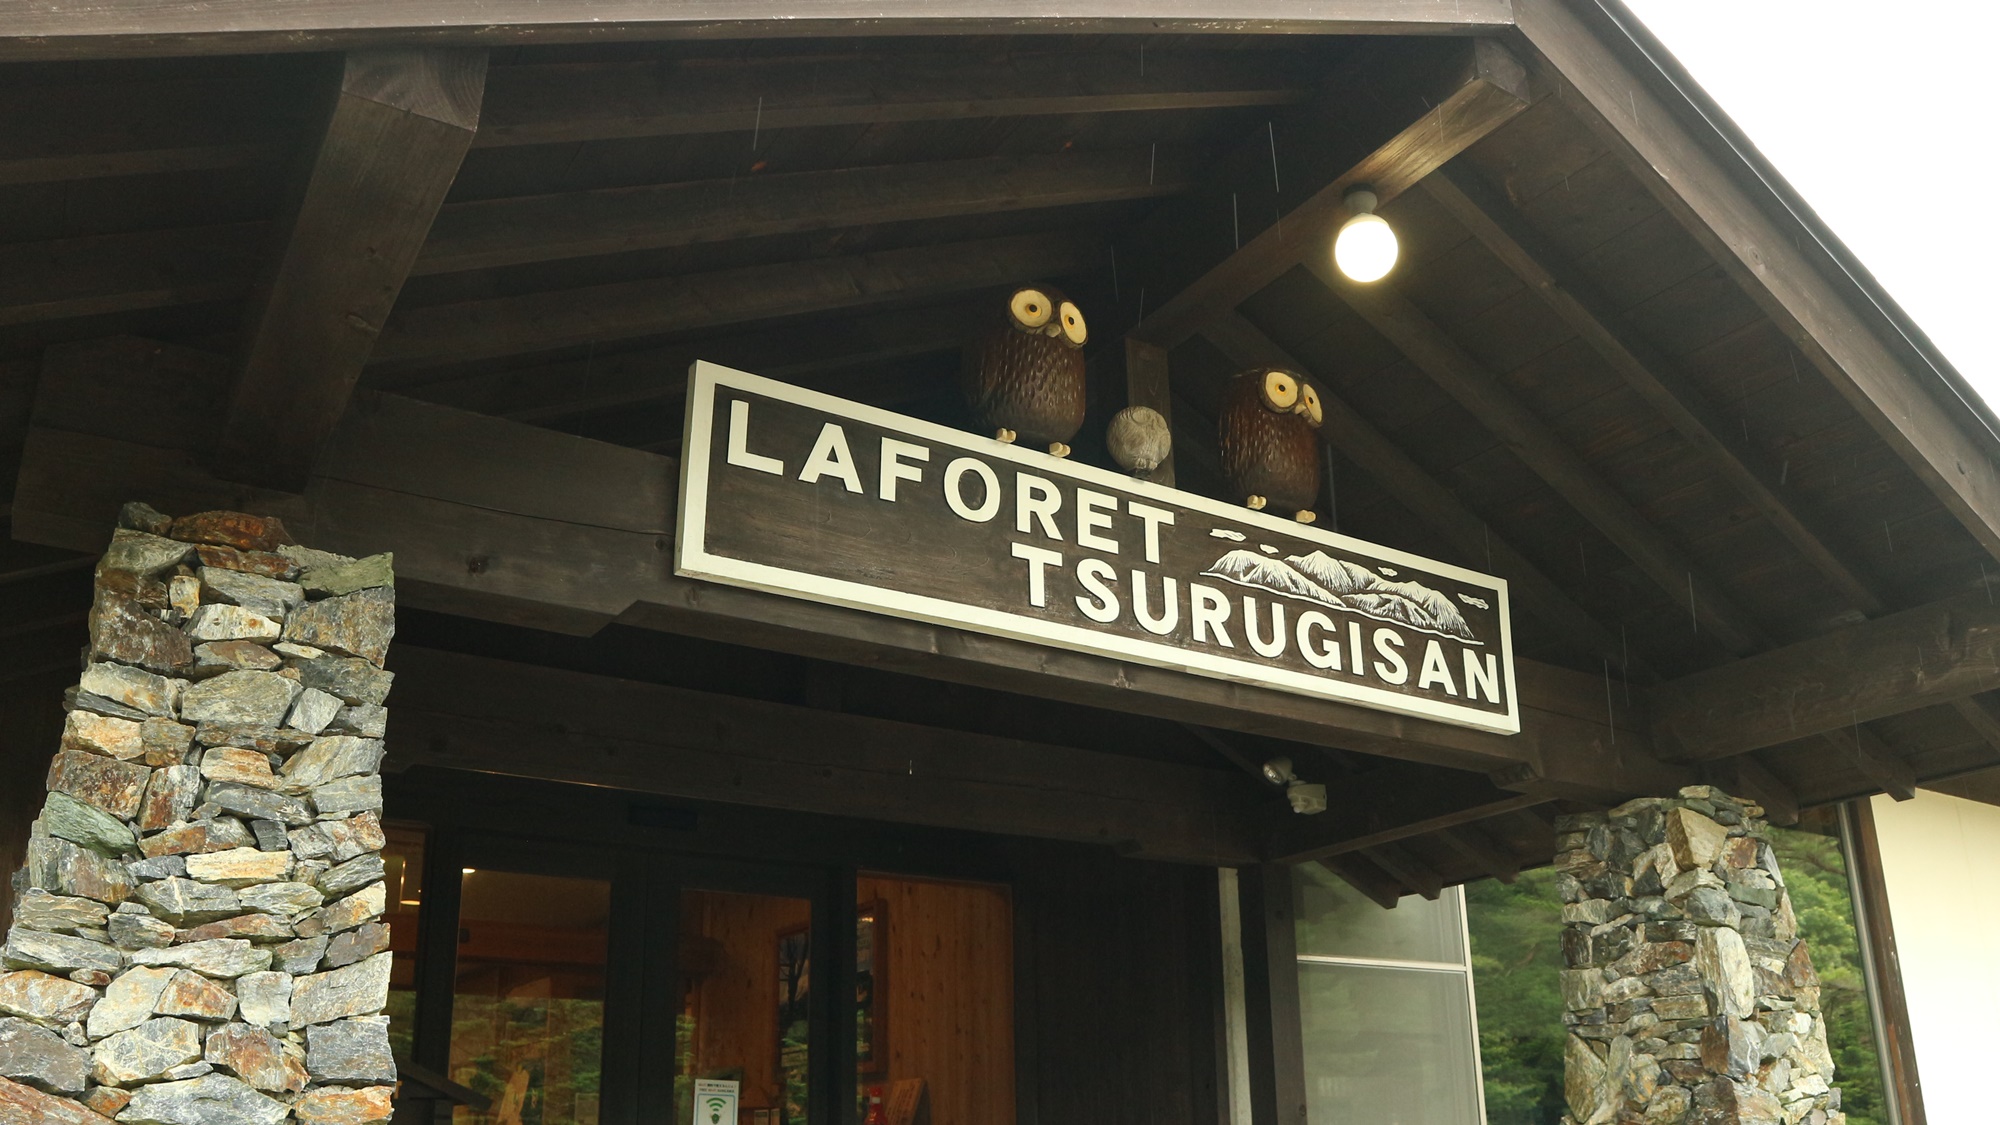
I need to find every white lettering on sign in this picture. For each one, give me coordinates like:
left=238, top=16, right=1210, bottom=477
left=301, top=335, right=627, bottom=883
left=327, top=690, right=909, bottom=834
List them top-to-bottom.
left=678, top=362, right=1521, bottom=734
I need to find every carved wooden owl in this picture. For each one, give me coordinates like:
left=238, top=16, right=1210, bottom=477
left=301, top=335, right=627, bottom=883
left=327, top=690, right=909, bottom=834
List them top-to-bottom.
left=962, top=285, right=1088, bottom=456
left=1218, top=367, right=1325, bottom=522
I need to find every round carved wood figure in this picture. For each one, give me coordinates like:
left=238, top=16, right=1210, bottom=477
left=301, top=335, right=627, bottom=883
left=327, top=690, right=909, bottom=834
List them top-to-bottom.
left=961, top=285, right=1088, bottom=457
left=1218, top=367, right=1325, bottom=522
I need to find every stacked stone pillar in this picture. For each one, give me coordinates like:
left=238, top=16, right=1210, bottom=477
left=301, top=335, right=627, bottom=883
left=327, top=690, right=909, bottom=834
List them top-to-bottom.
left=0, top=504, right=397, bottom=1125
left=1557, top=786, right=1843, bottom=1125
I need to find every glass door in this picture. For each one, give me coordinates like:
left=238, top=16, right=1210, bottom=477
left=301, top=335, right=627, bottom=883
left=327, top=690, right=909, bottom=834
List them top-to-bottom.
left=659, top=860, right=837, bottom=1125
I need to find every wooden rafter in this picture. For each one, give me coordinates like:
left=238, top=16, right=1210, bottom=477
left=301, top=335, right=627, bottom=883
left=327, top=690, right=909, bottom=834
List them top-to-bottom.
left=1517, top=0, right=2000, bottom=572
left=0, top=2, right=1517, bottom=62
left=1130, top=37, right=1530, bottom=348
left=222, top=48, right=487, bottom=490
left=477, top=49, right=1314, bottom=148
left=414, top=149, right=1194, bottom=276
left=1421, top=164, right=1885, bottom=619
left=370, top=230, right=1105, bottom=369
left=1311, top=257, right=1770, bottom=657
left=385, top=301, right=992, bottom=424
left=1200, top=311, right=1640, bottom=676
left=1650, top=593, right=2000, bottom=762
left=1823, top=727, right=1917, bottom=802
left=1704, top=754, right=1800, bottom=826
left=1266, top=758, right=1550, bottom=865
left=1437, top=824, right=1519, bottom=884
left=1361, top=843, right=1442, bottom=900
left=1318, top=855, right=1402, bottom=910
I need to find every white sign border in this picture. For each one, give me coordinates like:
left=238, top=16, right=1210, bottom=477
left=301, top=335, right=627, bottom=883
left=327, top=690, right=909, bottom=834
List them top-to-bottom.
left=677, top=361, right=1520, bottom=735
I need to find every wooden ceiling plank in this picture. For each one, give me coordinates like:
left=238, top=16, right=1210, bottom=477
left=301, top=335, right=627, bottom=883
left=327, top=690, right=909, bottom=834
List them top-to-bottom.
left=1517, top=0, right=2000, bottom=575
left=0, top=2, right=1517, bottom=62
left=1132, top=38, right=1530, bottom=349
left=222, top=48, right=488, bottom=491
left=477, top=49, right=1313, bottom=148
left=416, top=148, right=1195, bottom=276
left=1422, top=164, right=1885, bottom=620
left=0, top=223, right=266, bottom=328
left=371, top=229, right=1106, bottom=369
left=1311, top=257, right=1769, bottom=657
left=389, top=301, right=991, bottom=423
left=1201, top=310, right=1641, bottom=677
left=1651, top=593, right=2000, bottom=762
left=388, top=645, right=1259, bottom=864
left=1949, top=694, right=2000, bottom=761
left=1824, top=727, right=1917, bottom=802
left=1267, top=757, right=1549, bottom=865
left=1437, top=823, right=1520, bottom=884
left=1361, top=841, right=1443, bottom=900
left=1317, top=855, right=1403, bottom=910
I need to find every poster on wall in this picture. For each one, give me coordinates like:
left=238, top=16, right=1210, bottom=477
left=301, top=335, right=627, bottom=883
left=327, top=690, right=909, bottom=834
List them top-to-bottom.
left=677, top=362, right=1518, bottom=735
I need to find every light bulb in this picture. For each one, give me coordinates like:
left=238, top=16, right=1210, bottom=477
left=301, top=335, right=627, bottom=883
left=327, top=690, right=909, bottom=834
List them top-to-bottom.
left=1335, top=211, right=1399, bottom=282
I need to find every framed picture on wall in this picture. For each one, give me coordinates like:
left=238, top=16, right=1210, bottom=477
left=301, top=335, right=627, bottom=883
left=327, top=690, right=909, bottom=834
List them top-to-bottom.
left=856, top=900, right=887, bottom=1076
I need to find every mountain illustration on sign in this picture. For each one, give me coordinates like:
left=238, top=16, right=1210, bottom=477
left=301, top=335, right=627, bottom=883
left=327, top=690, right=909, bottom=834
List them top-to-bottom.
left=1201, top=548, right=1481, bottom=643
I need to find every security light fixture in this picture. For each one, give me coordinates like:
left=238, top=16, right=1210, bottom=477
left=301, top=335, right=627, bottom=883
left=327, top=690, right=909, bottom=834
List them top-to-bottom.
left=1334, top=186, right=1399, bottom=283
left=1262, top=756, right=1296, bottom=787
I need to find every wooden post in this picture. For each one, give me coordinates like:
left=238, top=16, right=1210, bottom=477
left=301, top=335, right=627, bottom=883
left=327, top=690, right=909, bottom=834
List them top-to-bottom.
left=222, top=48, right=486, bottom=490
left=1125, top=336, right=1175, bottom=486
left=1237, top=864, right=1307, bottom=1125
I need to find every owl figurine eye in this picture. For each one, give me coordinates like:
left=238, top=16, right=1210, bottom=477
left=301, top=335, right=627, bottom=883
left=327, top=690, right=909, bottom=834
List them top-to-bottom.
left=1009, top=288, right=1054, bottom=331
left=1058, top=301, right=1087, bottom=346
left=1260, top=370, right=1300, bottom=412
left=1298, top=383, right=1324, bottom=428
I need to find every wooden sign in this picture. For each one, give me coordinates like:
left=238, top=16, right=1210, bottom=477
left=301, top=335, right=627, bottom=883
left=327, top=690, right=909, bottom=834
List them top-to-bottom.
left=677, top=362, right=1519, bottom=734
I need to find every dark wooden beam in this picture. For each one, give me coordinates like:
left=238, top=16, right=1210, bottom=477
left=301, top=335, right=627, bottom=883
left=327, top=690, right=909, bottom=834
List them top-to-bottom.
left=1517, top=0, right=2000, bottom=573
left=0, top=2, right=1516, bottom=62
left=1131, top=37, right=1530, bottom=348
left=223, top=49, right=486, bottom=490
left=478, top=50, right=1313, bottom=149
left=0, top=73, right=300, bottom=187
left=415, top=149, right=1193, bottom=276
left=1421, top=164, right=1885, bottom=619
left=0, top=223, right=264, bottom=327
left=370, top=230, right=1105, bottom=369
left=1312, top=259, right=1770, bottom=657
left=382, top=300, right=989, bottom=423
left=1201, top=311, right=1641, bottom=676
left=14, top=337, right=1681, bottom=797
left=1123, top=337, right=1176, bottom=487
left=1651, top=593, right=2000, bottom=762
left=386, top=645, right=1258, bottom=863
left=1949, top=694, right=2000, bottom=762
left=1824, top=727, right=1917, bottom=803
left=1704, top=754, right=1800, bottom=827
left=1266, top=759, right=1550, bottom=865
left=1437, top=824, right=1519, bottom=884
left=1362, top=842, right=1442, bottom=900
left=1317, top=855, right=1401, bottom=910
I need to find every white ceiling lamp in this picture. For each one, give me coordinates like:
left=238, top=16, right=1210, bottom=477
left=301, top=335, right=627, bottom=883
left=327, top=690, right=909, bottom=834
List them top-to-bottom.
left=1334, top=185, right=1399, bottom=283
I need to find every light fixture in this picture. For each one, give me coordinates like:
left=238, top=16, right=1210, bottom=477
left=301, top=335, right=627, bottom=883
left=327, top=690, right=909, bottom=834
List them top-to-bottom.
left=1334, top=185, right=1399, bottom=283
left=1260, top=756, right=1327, bottom=814
left=1261, top=757, right=1296, bottom=787
left=461, top=867, right=476, bottom=875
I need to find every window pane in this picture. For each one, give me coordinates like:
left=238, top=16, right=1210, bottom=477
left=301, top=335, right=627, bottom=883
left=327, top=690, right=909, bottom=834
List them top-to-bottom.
left=1768, top=812, right=1891, bottom=1125
left=381, top=823, right=426, bottom=1065
left=1294, top=862, right=1465, bottom=963
left=1465, top=867, right=1567, bottom=1125
left=451, top=870, right=610, bottom=1125
left=677, top=889, right=814, bottom=1125
left=1299, top=961, right=1482, bottom=1125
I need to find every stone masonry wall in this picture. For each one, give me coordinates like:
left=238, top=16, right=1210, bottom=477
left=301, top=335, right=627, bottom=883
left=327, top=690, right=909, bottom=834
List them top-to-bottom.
left=0, top=503, right=397, bottom=1125
left=1556, top=786, right=1844, bottom=1125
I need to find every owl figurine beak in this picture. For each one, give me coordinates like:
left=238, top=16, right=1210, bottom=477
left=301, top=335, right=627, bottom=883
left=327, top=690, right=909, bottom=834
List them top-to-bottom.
left=1042, top=323, right=1063, bottom=337
left=1292, top=401, right=1312, bottom=416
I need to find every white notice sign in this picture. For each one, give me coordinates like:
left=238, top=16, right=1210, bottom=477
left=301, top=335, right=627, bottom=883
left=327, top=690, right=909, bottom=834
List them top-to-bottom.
left=693, top=1079, right=740, bottom=1125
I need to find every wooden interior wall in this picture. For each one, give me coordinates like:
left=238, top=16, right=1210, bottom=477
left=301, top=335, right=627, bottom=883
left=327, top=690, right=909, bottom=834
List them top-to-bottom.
left=0, top=668, right=66, bottom=933
left=1015, top=846, right=1222, bottom=1125
left=855, top=874, right=1015, bottom=1125
left=682, top=888, right=813, bottom=1111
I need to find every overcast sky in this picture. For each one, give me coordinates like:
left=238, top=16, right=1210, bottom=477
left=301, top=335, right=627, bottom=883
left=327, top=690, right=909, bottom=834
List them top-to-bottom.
left=1620, top=1, right=1996, bottom=403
